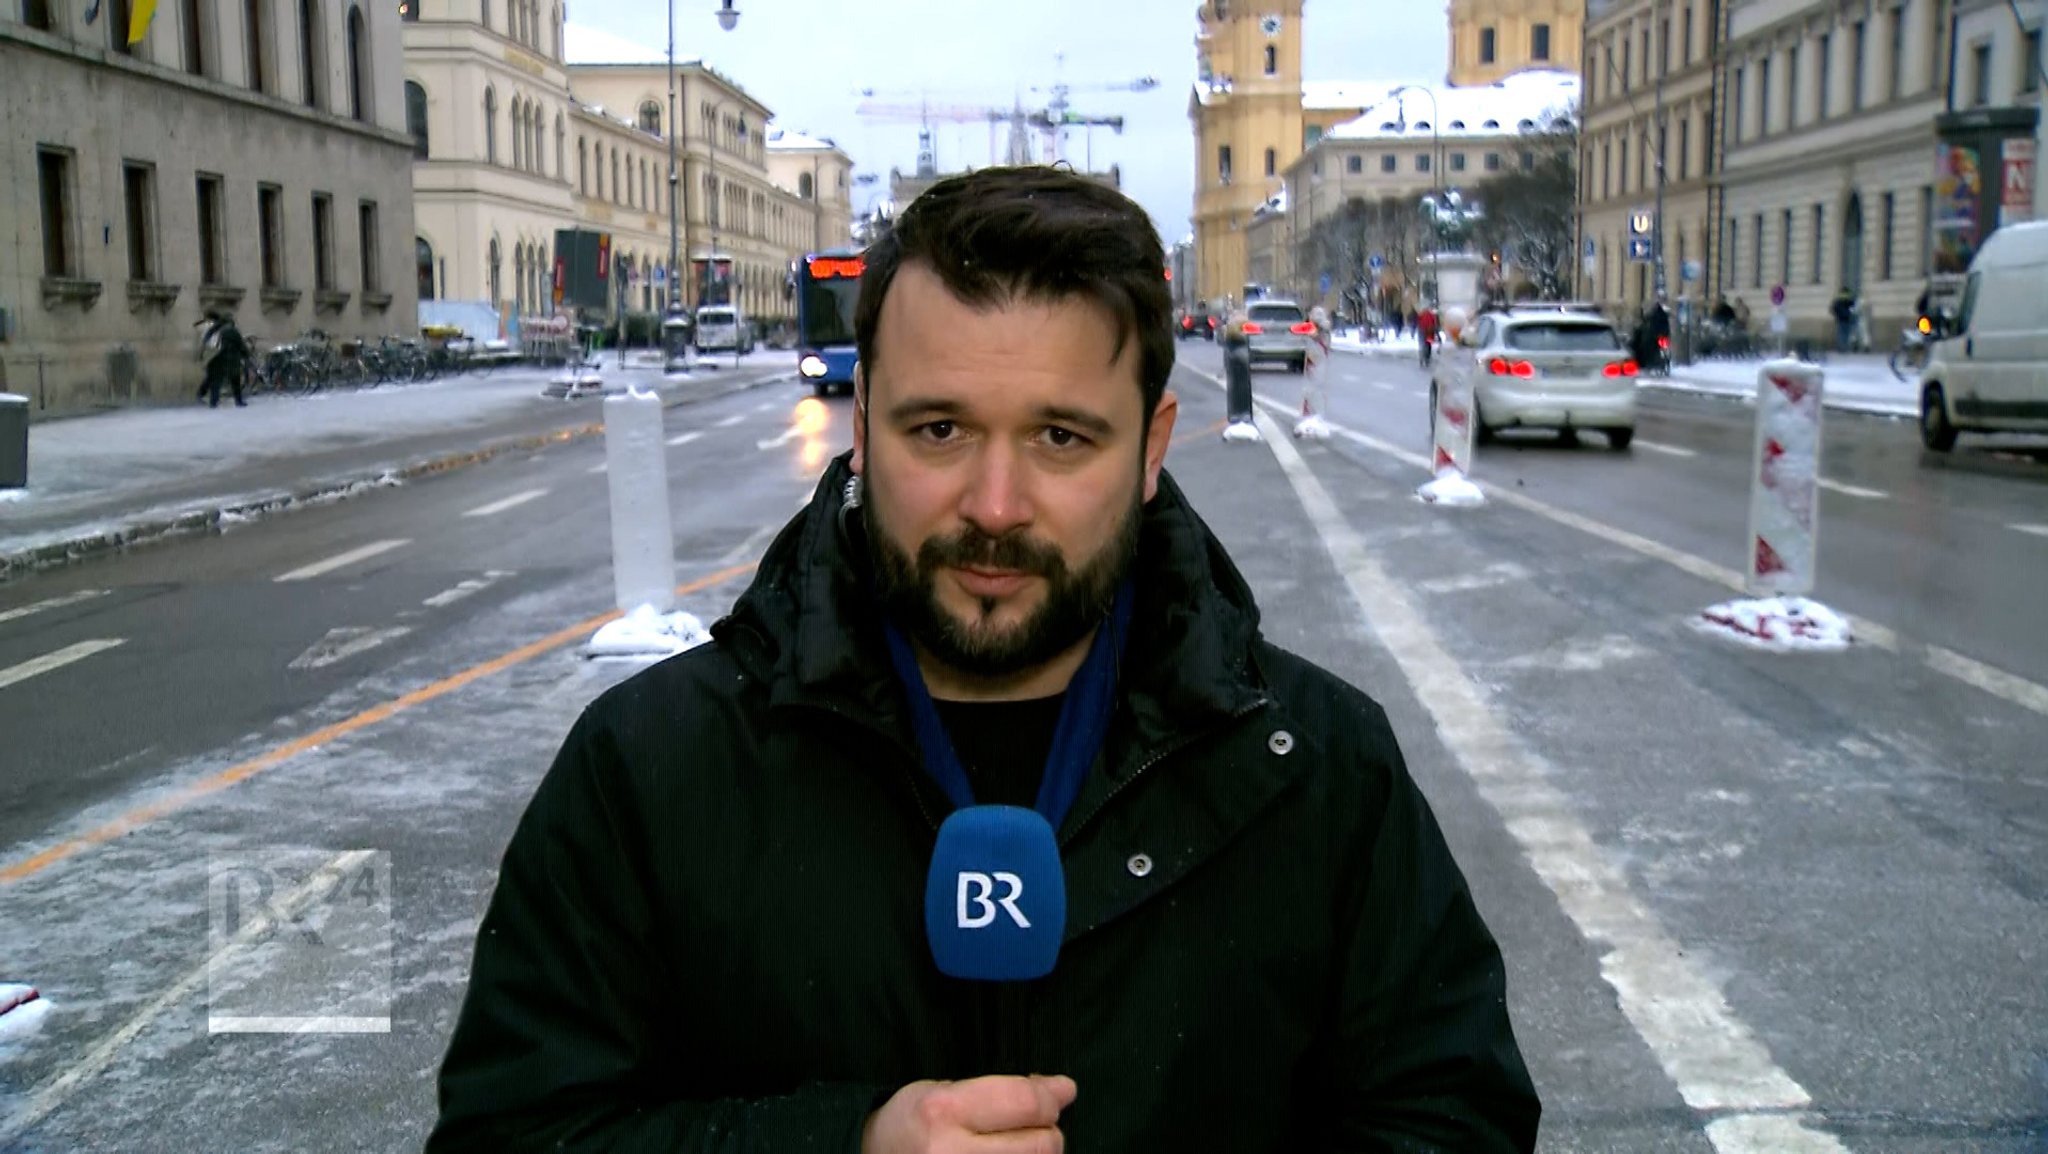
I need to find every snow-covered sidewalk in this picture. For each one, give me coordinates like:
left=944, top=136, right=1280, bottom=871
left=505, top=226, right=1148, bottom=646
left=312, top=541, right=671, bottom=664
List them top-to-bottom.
left=1653, top=354, right=1916, bottom=419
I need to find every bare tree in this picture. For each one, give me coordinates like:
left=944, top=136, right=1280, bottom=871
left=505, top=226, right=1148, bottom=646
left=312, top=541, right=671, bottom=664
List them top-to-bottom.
left=1468, top=106, right=1579, bottom=301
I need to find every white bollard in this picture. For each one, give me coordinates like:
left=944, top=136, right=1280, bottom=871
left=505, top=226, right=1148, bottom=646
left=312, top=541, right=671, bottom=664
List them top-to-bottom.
left=1745, top=359, right=1824, bottom=597
left=1430, top=368, right=1476, bottom=480
left=603, top=388, right=675, bottom=615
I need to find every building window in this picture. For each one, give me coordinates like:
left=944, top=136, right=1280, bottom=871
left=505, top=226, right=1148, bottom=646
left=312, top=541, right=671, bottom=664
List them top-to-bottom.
left=23, top=0, right=54, bottom=30
left=108, top=0, right=134, bottom=54
left=182, top=0, right=207, bottom=75
left=246, top=0, right=268, bottom=92
left=298, top=0, right=324, bottom=108
left=478, top=0, right=487, bottom=28
left=551, top=3, right=559, bottom=57
left=345, top=5, right=367, bottom=121
left=1682, top=6, right=1693, bottom=65
left=1887, top=6, right=1905, bottom=101
left=1659, top=18, right=1670, bottom=73
left=1852, top=22, right=1867, bottom=111
left=1532, top=23, right=1551, bottom=62
left=1480, top=26, right=1496, bottom=65
left=2027, top=29, right=2044, bottom=95
left=1817, top=32, right=1831, bottom=120
left=1971, top=42, right=1993, bottom=106
left=1264, top=44, right=1277, bottom=75
left=1787, top=44, right=1801, bottom=128
left=1758, top=57, right=1772, bottom=135
left=1732, top=66, right=1745, bottom=142
left=405, top=81, right=429, bottom=156
left=483, top=87, right=497, bottom=163
left=639, top=101, right=661, bottom=133
left=555, top=114, right=564, bottom=178
left=1678, top=116, right=1690, bottom=181
left=577, top=138, right=587, bottom=193
left=1620, top=139, right=1629, bottom=194
left=1601, top=141, right=1611, bottom=198
left=1218, top=144, right=1232, bottom=184
left=36, top=147, right=76, bottom=277
left=1264, top=147, right=1276, bottom=176
left=1521, top=150, right=1534, bottom=171
left=611, top=151, right=620, bottom=202
left=1450, top=152, right=1466, bottom=172
left=1483, top=152, right=1501, bottom=172
left=1416, top=153, right=1431, bottom=173
left=1379, top=154, right=1395, bottom=173
left=123, top=162, right=158, bottom=282
left=798, top=171, right=814, bottom=198
left=197, top=173, right=226, bottom=285
left=258, top=183, right=285, bottom=288
left=1880, top=191, right=1895, bottom=280
left=312, top=192, right=335, bottom=290
left=359, top=201, right=381, bottom=292
left=1811, top=204, right=1824, bottom=283
left=1780, top=208, right=1793, bottom=286
left=1752, top=213, right=1763, bottom=288
left=1728, top=217, right=1739, bottom=288
left=416, top=236, right=434, bottom=299
left=487, top=236, right=500, bottom=305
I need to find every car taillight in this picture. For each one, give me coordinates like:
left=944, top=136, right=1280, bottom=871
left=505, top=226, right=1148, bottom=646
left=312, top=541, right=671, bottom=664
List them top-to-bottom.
left=1207, top=316, right=1218, bottom=328
left=1242, top=322, right=1264, bottom=335
left=1289, top=322, right=1317, bottom=335
left=1657, top=336, right=1671, bottom=350
left=1488, top=358, right=1536, bottom=378
left=1603, top=360, right=1640, bottom=377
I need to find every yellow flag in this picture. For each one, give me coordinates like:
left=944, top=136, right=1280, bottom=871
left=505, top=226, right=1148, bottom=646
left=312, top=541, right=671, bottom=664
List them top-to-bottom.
left=127, top=0, right=157, bottom=44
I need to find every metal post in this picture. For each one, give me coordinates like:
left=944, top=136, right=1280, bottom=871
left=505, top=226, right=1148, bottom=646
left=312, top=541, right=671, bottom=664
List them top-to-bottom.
left=665, top=0, right=680, bottom=316
left=1652, top=0, right=1670, bottom=303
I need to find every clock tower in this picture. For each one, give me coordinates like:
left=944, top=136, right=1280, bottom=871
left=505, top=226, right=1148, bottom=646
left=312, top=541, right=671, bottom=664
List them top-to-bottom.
left=1188, top=0, right=1304, bottom=307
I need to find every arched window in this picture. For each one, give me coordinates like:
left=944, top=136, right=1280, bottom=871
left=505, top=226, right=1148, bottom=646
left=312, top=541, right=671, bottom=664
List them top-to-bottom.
left=298, top=0, right=324, bottom=110
left=345, top=5, right=367, bottom=122
left=1264, top=44, right=1277, bottom=75
left=405, top=80, right=429, bottom=157
left=483, top=87, right=497, bottom=164
left=508, top=97, right=522, bottom=168
left=639, top=101, right=662, bottom=134
left=532, top=108, right=543, bottom=173
left=555, top=113, right=565, bottom=178
left=578, top=137, right=588, bottom=193
left=611, top=150, right=621, bottom=204
left=798, top=171, right=813, bottom=199
left=487, top=235, right=501, bottom=306
left=416, top=236, right=435, bottom=300
left=513, top=244, right=526, bottom=313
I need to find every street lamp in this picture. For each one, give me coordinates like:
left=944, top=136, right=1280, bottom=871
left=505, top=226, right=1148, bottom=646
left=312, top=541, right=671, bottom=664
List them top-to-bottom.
left=715, top=0, right=737, bottom=31
left=1390, top=83, right=1443, bottom=313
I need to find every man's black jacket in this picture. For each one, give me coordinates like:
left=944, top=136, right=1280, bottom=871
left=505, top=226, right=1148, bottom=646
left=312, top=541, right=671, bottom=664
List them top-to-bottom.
left=427, top=456, right=1539, bottom=1152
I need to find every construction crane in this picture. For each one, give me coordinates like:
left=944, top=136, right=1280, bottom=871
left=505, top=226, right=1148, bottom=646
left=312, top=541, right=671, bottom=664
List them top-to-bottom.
left=1028, top=53, right=1160, bottom=165
left=856, top=58, right=1160, bottom=174
left=853, top=99, right=1032, bottom=175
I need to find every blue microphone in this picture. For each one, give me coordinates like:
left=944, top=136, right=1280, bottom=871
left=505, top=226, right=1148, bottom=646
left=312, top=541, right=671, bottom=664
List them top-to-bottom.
left=924, top=805, right=1067, bottom=980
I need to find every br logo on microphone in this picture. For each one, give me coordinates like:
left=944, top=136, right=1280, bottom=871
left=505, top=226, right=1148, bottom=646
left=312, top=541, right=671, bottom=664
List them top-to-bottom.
left=925, top=806, right=1067, bottom=981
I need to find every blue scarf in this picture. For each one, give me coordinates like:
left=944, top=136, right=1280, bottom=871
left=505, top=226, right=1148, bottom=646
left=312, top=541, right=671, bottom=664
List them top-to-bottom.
left=883, top=580, right=1136, bottom=832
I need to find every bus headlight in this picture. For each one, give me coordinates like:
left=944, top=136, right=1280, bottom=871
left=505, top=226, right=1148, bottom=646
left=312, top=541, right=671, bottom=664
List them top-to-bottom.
left=799, top=355, right=827, bottom=378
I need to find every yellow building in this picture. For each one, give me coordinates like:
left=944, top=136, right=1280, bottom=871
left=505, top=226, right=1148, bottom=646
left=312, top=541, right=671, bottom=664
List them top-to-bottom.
left=1449, top=0, right=1584, bottom=87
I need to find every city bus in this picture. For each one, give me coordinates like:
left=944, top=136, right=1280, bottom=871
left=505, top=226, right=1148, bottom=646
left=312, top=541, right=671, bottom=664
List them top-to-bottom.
left=793, top=248, right=863, bottom=396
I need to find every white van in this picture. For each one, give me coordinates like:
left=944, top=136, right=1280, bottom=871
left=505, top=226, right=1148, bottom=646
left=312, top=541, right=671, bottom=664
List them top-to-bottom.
left=1919, top=220, right=2048, bottom=451
left=694, top=305, right=755, bottom=355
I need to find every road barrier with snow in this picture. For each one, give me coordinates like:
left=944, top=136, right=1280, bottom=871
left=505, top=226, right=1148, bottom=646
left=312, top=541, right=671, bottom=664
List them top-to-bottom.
left=603, top=389, right=676, bottom=618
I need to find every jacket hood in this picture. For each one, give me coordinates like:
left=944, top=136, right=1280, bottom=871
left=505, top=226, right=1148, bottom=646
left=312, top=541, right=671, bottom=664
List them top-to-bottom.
left=713, top=451, right=1268, bottom=747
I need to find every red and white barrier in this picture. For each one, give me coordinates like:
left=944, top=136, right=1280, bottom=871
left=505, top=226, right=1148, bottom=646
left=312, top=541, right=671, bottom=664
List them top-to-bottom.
left=1418, top=308, right=1485, bottom=506
left=1294, top=317, right=1333, bottom=440
left=1697, top=359, right=1853, bottom=650
left=0, top=983, right=51, bottom=1046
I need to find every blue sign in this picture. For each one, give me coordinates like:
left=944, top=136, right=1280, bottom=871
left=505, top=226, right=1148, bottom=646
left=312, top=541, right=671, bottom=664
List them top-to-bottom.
left=1627, top=237, right=1656, bottom=263
left=1583, top=238, right=1597, bottom=258
left=1368, top=253, right=1386, bottom=272
left=1681, top=259, right=1703, bottom=283
left=1319, top=273, right=1332, bottom=295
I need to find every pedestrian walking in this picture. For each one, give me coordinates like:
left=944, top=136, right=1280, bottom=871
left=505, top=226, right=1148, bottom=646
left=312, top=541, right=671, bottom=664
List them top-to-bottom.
left=199, top=312, right=251, bottom=409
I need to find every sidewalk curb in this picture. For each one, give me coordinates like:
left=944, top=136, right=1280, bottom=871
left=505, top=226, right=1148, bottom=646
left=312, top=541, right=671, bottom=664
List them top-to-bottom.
left=0, top=369, right=792, bottom=583
left=1641, top=378, right=1917, bottom=421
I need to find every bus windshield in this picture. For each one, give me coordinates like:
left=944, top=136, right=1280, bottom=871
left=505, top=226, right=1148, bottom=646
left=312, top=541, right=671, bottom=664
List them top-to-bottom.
left=799, top=256, right=862, bottom=348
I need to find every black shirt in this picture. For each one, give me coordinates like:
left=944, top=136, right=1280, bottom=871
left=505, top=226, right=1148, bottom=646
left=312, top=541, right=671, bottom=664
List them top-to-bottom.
left=929, top=694, right=1068, bottom=810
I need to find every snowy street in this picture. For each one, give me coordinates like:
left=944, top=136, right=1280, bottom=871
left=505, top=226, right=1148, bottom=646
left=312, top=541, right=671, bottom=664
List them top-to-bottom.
left=1, top=352, right=2046, bottom=1150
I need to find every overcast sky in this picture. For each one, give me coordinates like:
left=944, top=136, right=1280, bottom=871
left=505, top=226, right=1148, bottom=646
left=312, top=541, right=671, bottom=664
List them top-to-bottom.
left=564, top=0, right=1450, bottom=241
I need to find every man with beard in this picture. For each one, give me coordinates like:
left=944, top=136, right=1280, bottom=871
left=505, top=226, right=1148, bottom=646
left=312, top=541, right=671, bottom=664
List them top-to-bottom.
left=428, top=166, right=1538, bottom=1153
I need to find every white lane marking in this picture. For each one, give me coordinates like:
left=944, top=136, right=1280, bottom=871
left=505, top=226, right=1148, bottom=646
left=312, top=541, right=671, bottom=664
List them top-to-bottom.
left=1371, top=381, right=1400, bottom=392
left=752, top=400, right=777, bottom=413
left=1248, top=405, right=1849, bottom=1153
left=713, top=413, right=747, bottom=428
left=756, top=426, right=802, bottom=451
left=667, top=430, right=704, bottom=447
left=1635, top=440, right=1698, bottom=458
left=588, top=462, right=609, bottom=474
left=1818, top=478, right=1887, bottom=500
left=461, top=488, right=549, bottom=518
left=718, top=523, right=781, bottom=566
left=2007, top=523, right=2048, bottom=538
left=274, top=539, right=410, bottom=583
left=1417, top=561, right=1532, bottom=594
left=422, top=570, right=515, bottom=609
left=0, top=589, right=111, bottom=626
left=287, top=625, right=414, bottom=671
left=0, top=639, right=125, bottom=691
left=1925, top=646, right=2048, bottom=716
left=0, top=852, right=378, bottom=1144
left=205, top=1016, right=390, bottom=1033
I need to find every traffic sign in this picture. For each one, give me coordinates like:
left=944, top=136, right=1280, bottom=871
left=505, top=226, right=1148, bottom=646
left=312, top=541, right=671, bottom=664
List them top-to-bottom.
left=1628, top=210, right=1655, bottom=237
left=1627, top=237, right=1655, bottom=263
left=1583, top=238, right=1597, bottom=258
left=1368, top=253, right=1386, bottom=272
left=1681, top=259, right=1703, bottom=283
left=1320, top=273, right=1333, bottom=295
left=1770, top=284, right=1787, bottom=307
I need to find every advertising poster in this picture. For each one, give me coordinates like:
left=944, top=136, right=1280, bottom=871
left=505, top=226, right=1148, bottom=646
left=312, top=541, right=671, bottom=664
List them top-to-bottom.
left=1933, top=141, right=1983, bottom=275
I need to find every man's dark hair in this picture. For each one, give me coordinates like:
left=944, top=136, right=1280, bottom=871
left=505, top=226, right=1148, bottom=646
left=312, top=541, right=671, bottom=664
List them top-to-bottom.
left=855, top=166, right=1174, bottom=419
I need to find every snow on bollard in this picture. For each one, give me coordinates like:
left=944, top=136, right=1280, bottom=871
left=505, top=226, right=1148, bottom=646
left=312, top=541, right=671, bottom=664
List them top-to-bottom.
left=1294, top=308, right=1334, bottom=441
left=1417, top=308, right=1484, bottom=507
left=1697, top=358, right=1853, bottom=652
left=587, top=388, right=702, bottom=661
left=0, top=983, right=51, bottom=1047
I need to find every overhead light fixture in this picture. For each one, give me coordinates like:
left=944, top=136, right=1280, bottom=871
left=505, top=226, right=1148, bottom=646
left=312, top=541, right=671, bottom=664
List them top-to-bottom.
left=715, top=0, right=737, bottom=30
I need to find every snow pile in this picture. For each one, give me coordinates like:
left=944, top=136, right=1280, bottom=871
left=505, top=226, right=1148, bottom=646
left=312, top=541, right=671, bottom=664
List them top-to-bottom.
left=1294, top=415, right=1334, bottom=440
left=1222, top=421, right=1264, bottom=444
left=1417, top=470, right=1487, bottom=507
left=0, top=489, right=29, bottom=503
left=1696, top=597, right=1853, bottom=652
left=586, top=605, right=710, bottom=660
left=0, top=983, right=52, bottom=1048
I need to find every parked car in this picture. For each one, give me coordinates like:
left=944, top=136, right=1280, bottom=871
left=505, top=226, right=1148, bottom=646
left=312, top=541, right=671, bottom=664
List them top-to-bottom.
left=1917, top=219, right=2048, bottom=451
left=1235, top=300, right=1317, bottom=373
left=694, top=305, right=755, bottom=355
left=1431, top=307, right=1639, bottom=449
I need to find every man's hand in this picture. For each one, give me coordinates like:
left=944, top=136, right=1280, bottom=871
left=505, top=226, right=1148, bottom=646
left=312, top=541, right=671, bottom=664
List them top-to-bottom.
left=861, top=1075, right=1077, bottom=1153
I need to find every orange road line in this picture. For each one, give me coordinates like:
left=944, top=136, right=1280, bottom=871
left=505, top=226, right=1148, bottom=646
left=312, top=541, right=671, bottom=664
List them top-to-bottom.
left=1171, top=418, right=1228, bottom=448
left=0, top=562, right=757, bottom=887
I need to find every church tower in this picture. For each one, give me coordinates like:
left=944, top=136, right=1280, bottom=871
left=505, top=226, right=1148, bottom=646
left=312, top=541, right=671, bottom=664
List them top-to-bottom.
left=1188, top=0, right=1304, bottom=307
left=1447, top=0, right=1583, bottom=86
